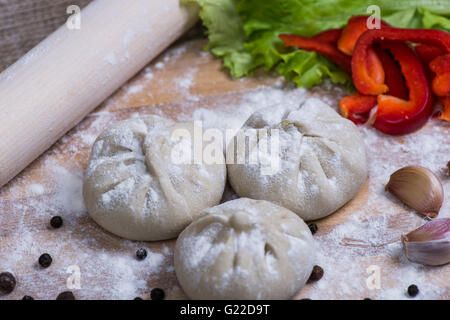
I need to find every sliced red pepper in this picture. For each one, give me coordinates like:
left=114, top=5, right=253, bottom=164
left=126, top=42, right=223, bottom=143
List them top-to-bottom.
left=337, top=15, right=389, bottom=55
left=336, top=16, right=387, bottom=86
left=313, top=28, right=343, bottom=44
left=352, top=28, right=450, bottom=95
left=279, top=31, right=384, bottom=83
left=279, top=34, right=352, bottom=73
left=374, top=41, right=433, bottom=135
left=416, top=44, right=447, bottom=64
left=340, top=46, right=408, bottom=124
left=375, top=46, right=408, bottom=100
left=416, top=46, right=449, bottom=98
left=367, top=48, right=385, bottom=86
left=429, top=54, right=450, bottom=97
left=429, top=54, right=450, bottom=75
left=431, top=55, right=450, bottom=122
left=432, top=73, right=450, bottom=97
left=339, top=94, right=377, bottom=124
left=438, top=96, right=450, bottom=121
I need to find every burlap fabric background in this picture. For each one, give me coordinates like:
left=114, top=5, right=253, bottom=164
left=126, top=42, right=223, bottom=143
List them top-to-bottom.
left=0, top=0, right=92, bottom=69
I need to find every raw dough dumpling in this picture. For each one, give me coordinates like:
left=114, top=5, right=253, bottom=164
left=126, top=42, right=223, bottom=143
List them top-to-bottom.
left=227, top=98, right=367, bottom=221
left=83, top=115, right=226, bottom=241
left=174, top=198, right=316, bottom=300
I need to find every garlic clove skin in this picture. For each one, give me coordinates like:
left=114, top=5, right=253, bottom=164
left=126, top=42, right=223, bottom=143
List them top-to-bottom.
left=386, top=166, right=444, bottom=218
left=402, top=218, right=450, bottom=266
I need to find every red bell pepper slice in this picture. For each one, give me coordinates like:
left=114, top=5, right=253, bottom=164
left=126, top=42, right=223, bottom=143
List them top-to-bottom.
left=337, top=15, right=389, bottom=55
left=335, top=16, right=387, bottom=86
left=313, top=28, right=343, bottom=44
left=352, top=28, right=450, bottom=95
left=281, top=30, right=384, bottom=84
left=279, top=34, right=352, bottom=73
left=374, top=41, right=433, bottom=135
left=416, top=44, right=447, bottom=64
left=340, top=46, right=408, bottom=124
left=375, top=46, right=408, bottom=100
left=367, top=48, right=385, bottom=86
left=429, top=54, right=450, bottom=97
left=432, top=73, right=450, bottom=97
left=339, top=94, right=377, bottom=124
left=438, top=96, right=450, bottom=121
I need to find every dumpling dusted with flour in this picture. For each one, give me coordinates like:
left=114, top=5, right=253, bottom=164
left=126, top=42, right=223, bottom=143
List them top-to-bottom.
left=227, top=98, right=368, bottom=221
left=83, top=115, right=226, bottom=241
left=174, top=198, right=316, bottom=300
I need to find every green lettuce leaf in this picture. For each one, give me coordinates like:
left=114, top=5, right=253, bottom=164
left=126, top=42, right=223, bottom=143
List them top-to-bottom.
left=184, top=0, right=253, bottom=77
left=185, top=0, right=450, bottom=87
left=420, top=7, right=450, bottom=32
left=277, top=50, right=350, bottom=88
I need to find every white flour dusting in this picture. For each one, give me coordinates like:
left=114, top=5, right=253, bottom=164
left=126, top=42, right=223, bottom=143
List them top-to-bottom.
left=0, top=39, right=449, bottom=300
left=154, top=62, right=164, bottom=70
left=173, top=67, right=199, bottom=101
left=126, top=84, right=144, bottom=95
left=306, top=124, right=450, bottom=300
left=27, top=184, right=45, bottom=196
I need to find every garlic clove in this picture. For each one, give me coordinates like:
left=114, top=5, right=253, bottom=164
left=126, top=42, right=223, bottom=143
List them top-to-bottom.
left=386, top=166, right=444, bottom=218
left=402, top=218, right=450, bottom=266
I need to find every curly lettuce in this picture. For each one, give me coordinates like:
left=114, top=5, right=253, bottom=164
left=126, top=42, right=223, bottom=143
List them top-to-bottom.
left=185, top=0, right=450, bottom=87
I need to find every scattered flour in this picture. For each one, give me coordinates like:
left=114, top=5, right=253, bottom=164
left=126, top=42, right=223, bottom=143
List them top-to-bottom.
left=0, top=39, right=448, bottom=300
left=154, top=62, right=164, bottom=70
left=143, top=67, right=154, bottom=80
left=173, top=67, right=199, bottom=101
left=126, top=84, right=144, bottom=95
left=305, top=124, right=450, bottom=300
left=49, top=166, right=86, bottom=217
left=27, top=184, right=45, bottom=196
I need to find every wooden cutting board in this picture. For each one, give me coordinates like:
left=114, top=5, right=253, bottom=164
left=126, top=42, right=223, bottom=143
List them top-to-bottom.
left=0, top=35, right=449, bottom=300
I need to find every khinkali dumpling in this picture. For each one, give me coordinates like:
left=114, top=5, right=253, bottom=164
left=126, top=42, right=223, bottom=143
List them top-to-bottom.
left=226, top=98, right=367, bottom=220
left=83, top=115, right=226, bottom=241
left=174, top=198, right=316, bottom=300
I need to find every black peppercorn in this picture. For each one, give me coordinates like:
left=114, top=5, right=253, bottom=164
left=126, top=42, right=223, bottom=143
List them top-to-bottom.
left=50, top=216, right=63, bottom=229
left=308, top=223, right=318, bottom=234
left=136, top=248, right=147, bottom=260
left=38, top=253, right=52, bottom=268
left=308, top=265, right=324, bottom=282
left=0, top=272, right=16, bottom=294
left=407, top=284, right=419, bottom=297
left=150, top=288, right=165, bottom=300
left=56, top=291, right=75, bottom=300
left=22, top=295, right=34, bottom=300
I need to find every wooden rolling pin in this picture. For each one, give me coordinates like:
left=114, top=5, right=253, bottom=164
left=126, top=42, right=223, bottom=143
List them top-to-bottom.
left=0, top=0, right=199, bottom=188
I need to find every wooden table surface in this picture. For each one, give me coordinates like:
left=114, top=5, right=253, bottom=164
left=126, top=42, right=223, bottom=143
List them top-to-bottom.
left=0, top=34, right=449, bottom=300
